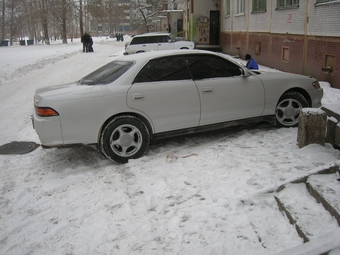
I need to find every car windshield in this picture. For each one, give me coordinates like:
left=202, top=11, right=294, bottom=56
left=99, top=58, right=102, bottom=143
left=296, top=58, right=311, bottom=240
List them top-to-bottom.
left=79, top=60, right=134, bottom=85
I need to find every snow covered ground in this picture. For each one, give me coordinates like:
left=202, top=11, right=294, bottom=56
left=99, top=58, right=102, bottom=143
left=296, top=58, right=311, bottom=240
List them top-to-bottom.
left=0, top=37, right=339, bottom=255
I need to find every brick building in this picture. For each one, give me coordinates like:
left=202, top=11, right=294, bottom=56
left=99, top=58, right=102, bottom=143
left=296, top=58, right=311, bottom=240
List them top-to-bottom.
left=219, top=0, right=340, bottom=88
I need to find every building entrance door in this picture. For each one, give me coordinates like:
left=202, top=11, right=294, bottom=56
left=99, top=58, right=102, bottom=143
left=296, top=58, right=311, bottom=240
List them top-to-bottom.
left=209, top=11, right=220, bottom=45
left=177, top=19, right=183, bottom=36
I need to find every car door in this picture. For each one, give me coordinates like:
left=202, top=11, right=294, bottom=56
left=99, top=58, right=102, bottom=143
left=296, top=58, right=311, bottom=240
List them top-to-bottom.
left=141, top=36, right=159, bottom=52
left=157, top=36, right=175, bottom=51
left=185, top=54, right=265, bottom=126
left=127, top=56, right=200, bottom=133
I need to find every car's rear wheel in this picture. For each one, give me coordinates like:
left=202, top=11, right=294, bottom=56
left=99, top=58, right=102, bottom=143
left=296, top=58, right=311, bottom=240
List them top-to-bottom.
left=275, top=91, right=309, bottom=127
left=100, top=115, right=150, bottom=163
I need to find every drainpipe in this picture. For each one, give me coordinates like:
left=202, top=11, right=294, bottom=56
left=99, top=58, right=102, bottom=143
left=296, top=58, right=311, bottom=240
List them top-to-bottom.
left=190, top=0, right=194, bottom=41
left=246, top=0, right=250, bottom=52
left=269, top=0, right=273, bottom=66
left=303, top=0, right=309, bottom=75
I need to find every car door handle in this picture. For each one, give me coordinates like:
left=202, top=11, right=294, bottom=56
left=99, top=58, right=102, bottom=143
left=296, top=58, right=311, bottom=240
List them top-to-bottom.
left=202, top=89, right=214, bottom=94
left=132, top=95, right=145, bottom=101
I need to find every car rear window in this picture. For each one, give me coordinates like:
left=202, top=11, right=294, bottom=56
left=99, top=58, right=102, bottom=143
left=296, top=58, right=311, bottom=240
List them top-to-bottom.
left=79, top=60, right=134, bottom=85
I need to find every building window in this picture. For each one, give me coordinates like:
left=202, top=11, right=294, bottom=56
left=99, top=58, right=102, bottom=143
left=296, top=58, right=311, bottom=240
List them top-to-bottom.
left=225, top=0, right=231, bottom=17
left=236, top=0, right=245, bottom=14
left=252, top=0, right=267, bottom=13
left=277, top=0, right=299, bottom=9
left=315, top=0, right=340, bottom=5
left=282, top=47, right=289, bottom=62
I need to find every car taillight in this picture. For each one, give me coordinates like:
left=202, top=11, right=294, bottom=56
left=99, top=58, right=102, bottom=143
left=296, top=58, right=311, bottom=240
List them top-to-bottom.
left=312, top=81, right=321, bottom=89
left=35, top=106, right=59, bottom=117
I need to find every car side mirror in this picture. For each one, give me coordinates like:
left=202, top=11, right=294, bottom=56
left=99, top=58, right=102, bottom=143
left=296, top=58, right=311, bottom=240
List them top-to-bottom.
left=168, top=39, right=172, bottom=43
left=242, top=68, right=251, bottom=77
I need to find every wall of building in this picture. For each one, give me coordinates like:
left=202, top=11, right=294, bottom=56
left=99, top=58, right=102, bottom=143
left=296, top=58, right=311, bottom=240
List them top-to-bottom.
left=220, top=0, right=340, bottom=88
left=192, top=1, right=218, bottom=44
left=308, top=3, right=340, bottom=36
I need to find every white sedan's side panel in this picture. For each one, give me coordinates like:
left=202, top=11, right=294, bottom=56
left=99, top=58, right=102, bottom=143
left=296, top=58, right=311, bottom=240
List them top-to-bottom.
left=138, top=42, right=158, bottom=53
left=157, top=42, right=175, bottom=51
left=257, top=72, right=323, bottom=115
left=196, top=75, right=265, bottom=125
left=127, top=80, right=201, bottom=133
left=35, top=84, right=132, bottom=146
left=57, top=94, right=128, bottom=144
left=33, top=114, right=63, bottom=145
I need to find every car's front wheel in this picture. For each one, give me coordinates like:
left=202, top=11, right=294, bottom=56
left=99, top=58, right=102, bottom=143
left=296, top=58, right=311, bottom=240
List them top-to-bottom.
left=275, top=91, right=309, bottom=127
left=100, top=115, right=150, bottom=163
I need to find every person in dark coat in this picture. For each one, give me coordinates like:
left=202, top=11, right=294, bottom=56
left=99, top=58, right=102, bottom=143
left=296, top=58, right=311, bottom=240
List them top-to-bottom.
left=167, top=24, right=171, bottom=33
left=81, top=32, right=91, bottom=53
left=88, top=34, right=94, bottom=52
left=245, top=54, right=259, bottom=70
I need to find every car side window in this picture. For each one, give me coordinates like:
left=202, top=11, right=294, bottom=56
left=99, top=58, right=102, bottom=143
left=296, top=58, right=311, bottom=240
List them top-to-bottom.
left=145, top=36, right=158, bottom=44
left=158, top=36, right=170, bottom=43
left=185, top=55, right=242, bottom=80
left=133, top=56, right=192, bottom=83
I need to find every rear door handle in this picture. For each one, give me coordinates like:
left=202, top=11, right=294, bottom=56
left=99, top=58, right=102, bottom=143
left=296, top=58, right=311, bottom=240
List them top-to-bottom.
left=202, top=89, right=214, bottom=94
left=132, top=95, right=145, bottom=101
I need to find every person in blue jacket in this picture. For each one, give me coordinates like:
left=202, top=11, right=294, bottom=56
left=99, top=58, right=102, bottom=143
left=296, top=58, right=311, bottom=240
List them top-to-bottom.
left=245, top=54, right=259, bottom=70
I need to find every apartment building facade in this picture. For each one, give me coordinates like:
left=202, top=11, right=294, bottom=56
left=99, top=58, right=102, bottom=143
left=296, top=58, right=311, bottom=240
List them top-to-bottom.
left=219, top=0, right=340, bottom=88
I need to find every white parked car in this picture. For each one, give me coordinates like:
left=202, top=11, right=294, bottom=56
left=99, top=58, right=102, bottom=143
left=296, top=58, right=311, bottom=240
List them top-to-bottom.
left=124, top=32, right=195, bottom=55
left=32, top=50, right=323, bottom=163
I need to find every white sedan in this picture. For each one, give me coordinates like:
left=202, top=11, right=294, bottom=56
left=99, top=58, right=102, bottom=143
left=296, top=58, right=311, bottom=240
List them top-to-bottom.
left=33, top=50, right=323, bottom=163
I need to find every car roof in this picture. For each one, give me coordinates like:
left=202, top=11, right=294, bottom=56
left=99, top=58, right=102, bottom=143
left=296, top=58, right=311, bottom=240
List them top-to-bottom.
left=133, top=32, right=171, bottom=38
left=116, top=50, right=241, bottom=66
left=117, top=50, right=210, bottom=61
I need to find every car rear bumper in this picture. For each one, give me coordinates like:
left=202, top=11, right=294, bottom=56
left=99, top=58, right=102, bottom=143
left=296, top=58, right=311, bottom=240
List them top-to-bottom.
left=32, top=112, right=64, bottom=146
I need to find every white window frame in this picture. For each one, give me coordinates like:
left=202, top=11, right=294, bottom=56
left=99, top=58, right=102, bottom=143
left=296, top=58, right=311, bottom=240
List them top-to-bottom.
left=225, top=0, right=231, bottom=17
left=236, top=0, right=245, bottom=15
left=252, top=0, right=267, bottom=13
left=277, top=0, right=299, bottom=9
left=315, top=0, right=340, bottom=6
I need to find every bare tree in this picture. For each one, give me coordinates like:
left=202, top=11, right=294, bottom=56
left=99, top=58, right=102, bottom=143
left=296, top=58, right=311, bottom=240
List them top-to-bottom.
left=1, top=0, right=5, bottom=41
left=1, top=0, right=155, bottom=45
left=9, top=0, right=16, bottom=45
left=39, top=0, right=50, bottom=44
left=61, top=0, right=67, bottom=43
left=79, top=0, right=83, bottom=36
left=131, top=0, right=163, bottom=33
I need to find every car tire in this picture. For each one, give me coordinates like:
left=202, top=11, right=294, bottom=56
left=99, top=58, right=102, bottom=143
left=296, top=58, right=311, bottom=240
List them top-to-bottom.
left=275, top=91, right=309, bottom=128
left=100, top=115, right=150, bottom=163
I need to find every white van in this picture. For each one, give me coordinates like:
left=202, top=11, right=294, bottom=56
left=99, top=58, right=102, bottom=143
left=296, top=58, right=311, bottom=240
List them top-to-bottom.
left=124, top=33, right=195, bottom=55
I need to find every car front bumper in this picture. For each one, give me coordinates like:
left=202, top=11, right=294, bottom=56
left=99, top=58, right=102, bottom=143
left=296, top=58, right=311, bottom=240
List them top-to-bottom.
left=310, top=88, right=324, bottom=108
